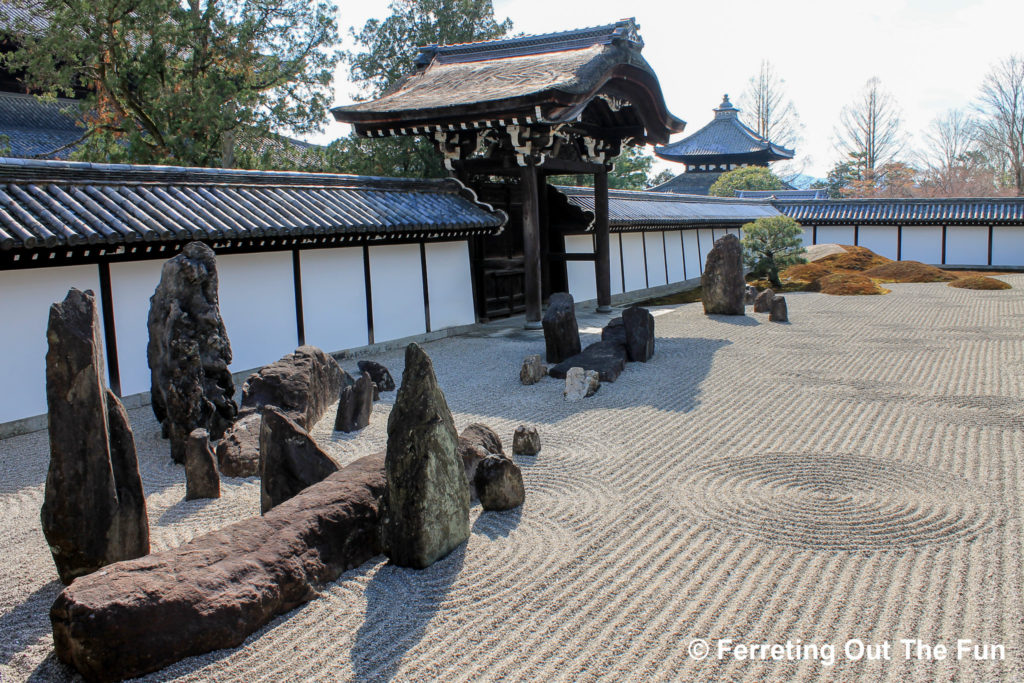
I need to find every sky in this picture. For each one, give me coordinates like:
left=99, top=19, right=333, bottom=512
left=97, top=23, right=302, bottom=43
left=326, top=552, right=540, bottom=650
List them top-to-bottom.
left=317, top=0, right=1024, bottom=180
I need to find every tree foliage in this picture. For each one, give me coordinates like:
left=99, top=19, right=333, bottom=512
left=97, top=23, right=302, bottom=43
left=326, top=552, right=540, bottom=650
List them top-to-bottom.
left=3, top=0, right=340, bottom=167
left=974, top=54, right=1024, bottom=195
left=738, top=59, right=805, bottom=181
left=836, top=77, right=906, bottom=177
left=810, top=160, right=861, bottom=198
left=708, top=166, right=785, bottom=197
left=740, top=215, right=806, bottom=288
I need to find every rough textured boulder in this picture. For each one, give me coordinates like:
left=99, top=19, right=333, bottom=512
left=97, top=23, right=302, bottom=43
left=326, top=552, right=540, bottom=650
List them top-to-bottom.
left=701, top=234, right=746, bottom=315
left=147, top=241, right=237, bottom=463
left=745, top=285, right=758, bottom=305
left=754, top=288, right=775, bottom=313
left=42, top=289, right=149, bottom=585
left=542, top=292, right=581, bottom=363
left=770, top=296, right=789, bottom=323
left=623, top=305, right=655, bottom=362
left=601, top=317, right=626, bottom=346
left=548, top=340, right=627, bottom=382
left=383, top=343, right=470, bottom=569
left=240, top=345, right=344, bottom=429
left=519, top=354, right=547, bottom=385
left=357, top=360, right=395, bottom=392
left=564, top=367, right=600, bottom=401
left=334, top=371, right=374, bottom=433
left=260, top=406, right=339, bottom=514
left=215, top=412, right=261, bottom=477
left=457, top=423, right=503, bottom=499
left=460, top=423, right=504, bottom=456
left=512, top=425, right=541, bottom=456
left=184, top=429, right=220, bottom=501
left=51, top=453, right=386, bottom=683
left=475, top=455, right=525, bottom=511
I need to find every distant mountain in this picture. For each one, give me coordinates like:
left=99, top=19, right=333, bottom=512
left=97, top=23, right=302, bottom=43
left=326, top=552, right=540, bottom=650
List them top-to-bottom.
left=788, top=173, right=821, bottom=190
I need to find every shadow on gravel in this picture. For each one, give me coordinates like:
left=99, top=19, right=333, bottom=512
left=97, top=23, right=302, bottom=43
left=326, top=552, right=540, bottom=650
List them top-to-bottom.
left=705, top=314, right=760, bottom=326
left=472, top=506, right=522, bottom=540
left=0, top=580, right=63, bottom=667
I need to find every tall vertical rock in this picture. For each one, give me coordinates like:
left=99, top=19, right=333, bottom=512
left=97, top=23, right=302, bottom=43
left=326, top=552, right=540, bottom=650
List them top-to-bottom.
left=701, top=234, right=746, bottom=315
left=148, top=241, right=237, bottom=463
left=42, top=289, right=149, bottom=585
left=542, top=292, right=581, bottom=363
left=383, top=343, right=470, bottom=569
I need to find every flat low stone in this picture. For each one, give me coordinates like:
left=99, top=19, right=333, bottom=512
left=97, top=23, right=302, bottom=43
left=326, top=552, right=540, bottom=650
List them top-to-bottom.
left=753, top=288, right=775, bottom=313
left=542, top=292, right=581, bottom=364
left=770, top=296, right=789, bottom=323
left=623, top=305, right=655, bottom=362
left=548, top=340, right=627, bottom=383
left=240, top=346, right=344, bottom=429
left=519, top=354, right=547, bottom=385
left=357, top=360, right=395, bottom=392
left=564, top=367, right=600, bottom=402
left=260, top=407, right=339, bottom=514
left=215, top=412, right=261, bottom=478
left=512, top=425, right=541, bottom=456
left=184, top=429, right=220, bottom=501
left=51, top=453, right=386, bottom=683
left=475, top=455, right=525, bottom=511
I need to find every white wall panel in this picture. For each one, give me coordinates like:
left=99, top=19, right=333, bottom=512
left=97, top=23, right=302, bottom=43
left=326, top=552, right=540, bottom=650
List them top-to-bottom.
left=815, top=225, right=856, bottom=246
left=900, top=225, right=942, bottom=263
left=857, top=226, right=899, bottom=261
left=945, top=226, right=989, bottom=266
left=992, top=226, right=1024, bottom=266
left=800, top=227, right=814, bottom=247
left=682, top=229, right=701, bottom=278
left=697, top=229, right=715, bottom=273
left=664, top=231, right=685, bottom=282
left=644, top=232, right=668, bottom=287
left=609, top=233, right=624, bottom=295
left=620, top=233, right=647, bottom=292
left=564, top=234, right=597, bottom=303
left=425, top=241, right=476, bottom=329
left=369, top=244, right=426, bottom=342
left=300, top=247, right=368, bottom=354
left=218, top=251, right=297, bottom=373
left=109, top=260, right=164, bottom=396
left=0, top=265, right=99, bottom=422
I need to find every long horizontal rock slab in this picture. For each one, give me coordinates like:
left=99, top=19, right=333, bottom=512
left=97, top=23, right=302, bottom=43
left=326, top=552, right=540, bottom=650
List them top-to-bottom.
left=547, top=340, right=627, bottom=382
left=50, top=452, right=386, bottom=683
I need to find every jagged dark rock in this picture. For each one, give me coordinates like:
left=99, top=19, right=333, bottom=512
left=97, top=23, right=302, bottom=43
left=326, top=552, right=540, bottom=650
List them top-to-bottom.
left=701, top=234, right=746, bottom=316
left=147, top=241, right=237, bottom=462
left=754, top=288, right=775, bottom=313
left=43, top=289, right=149, bottom=585
left=542, top=292, right=581, bottom=364
left=770, top=296, right=789, bottom=323
left=623, top=305, right=655, bottom=362
left=601, top=317, right=626, bottom=346
left=548, top=340, right=627, bottom=382
left=383, top=343, right=470, bottom=569
left=240, top=345, right=344, bottom=429
left=519, top=355, right=547, bottom=385
left=357, top=360, right=395, bottom=392
left=334, top=371, right=375, bottom=433
left=259, top=406, right=339, bottom=514
left=215, top=412, right=261, bottom=478
left=460, top=423, right=504, bottom=456
left=512, top=425, right=541, bottom=456
left=185, top=429, right=220, bottom=501
left=50, top=453, right=386, bottom=683
left=475, top=455, right=525, bottom=511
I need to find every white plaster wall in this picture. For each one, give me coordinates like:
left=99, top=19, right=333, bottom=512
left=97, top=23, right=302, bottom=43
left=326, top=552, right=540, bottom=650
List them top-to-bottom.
left=815, top=225, right=856, bottom=246
left=800, top=226, right=814, bottom=247
left=857, top=226, right=899, bottom=261
left=900, top=226, right=942, bottom=263
left=945, top=226, right=989, bottom=266
left=992, top=226, right=1024, bottom=266
left=697, top=228, right=715, bottom=273
left=682, top=229, right=701, bottom=277
left=664, top=231, right=685, bottom=282
left=644, top=232, right=668, bottom=287
left=609, top=233, right=624, bottom=295
left=620, top=233, right=647, bottom=292
left=564, top=234, right=597, bottom=303
left=425, top=241, right=476, bottom=329
left=369, top=244, right=426, bottom=342
left=300, top=247, right=368, bottom=353
left=218, top=251, right=298, bottom=373
left=109, top=260, right=164, bottom=396
left=0, top=265, right=99, bottom=422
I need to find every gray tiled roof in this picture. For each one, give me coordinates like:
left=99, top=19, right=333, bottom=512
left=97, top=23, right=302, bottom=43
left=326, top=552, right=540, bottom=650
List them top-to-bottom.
left=0, top=92, right=82, bottom=158
left=654, top=96, right=793, bottom=165
left=0, top=158, right=506, bottom=252
left=648, top=171, right=723, bottom=195
left=557, top=186, right=780, bottom=230
left=738, top=189, right=827, bottom=199
left=774, top=198, right=1024, bottom=225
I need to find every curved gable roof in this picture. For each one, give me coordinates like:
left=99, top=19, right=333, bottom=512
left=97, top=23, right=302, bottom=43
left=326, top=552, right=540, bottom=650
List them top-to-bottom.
left=655, top=95, right=793, bottom=165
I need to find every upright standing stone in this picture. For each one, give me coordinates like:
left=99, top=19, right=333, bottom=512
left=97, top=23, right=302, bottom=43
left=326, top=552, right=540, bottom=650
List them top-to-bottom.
left=701, top=234, right=746, bottom=315
left=148, top=241, right=237, bottom=463
left=744, top=285, right=758, bottom=305
left=754, top=288, right=775, bottom=313
left=42, top=289, right=149, bottom=585
left=542, top=292, right=581, bottom=363
left=769, top=296, right=789, bottom=322
left=622, top=305, right=655, bottom=362
left=383, top=343, right=470, bottom=568
left=357, top=360, right=395, bottom=392
left=334, top=371, right=375, bottom=432
left=260, top=406, right=339, bottom=514
left=512, top=425, right=541, bottom=456
left=185, top=429, right=220, bottom=501
left=474, top=455, right=525, bottom=511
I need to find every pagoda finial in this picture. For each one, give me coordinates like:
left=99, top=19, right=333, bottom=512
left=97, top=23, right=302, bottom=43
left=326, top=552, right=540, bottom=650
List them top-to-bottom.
left=714, top=94, right=739, bottom=118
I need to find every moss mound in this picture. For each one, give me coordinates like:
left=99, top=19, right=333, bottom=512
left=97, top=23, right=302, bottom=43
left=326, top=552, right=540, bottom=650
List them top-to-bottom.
left=816, top=245, right=891, bottom=272
left=781, top=261, right=832, bottom=283
left=862, top=261, right=956, bottom=283
left=817, top=273, right=888, bottom=296
left=949, top=276, right=1012, bottom=290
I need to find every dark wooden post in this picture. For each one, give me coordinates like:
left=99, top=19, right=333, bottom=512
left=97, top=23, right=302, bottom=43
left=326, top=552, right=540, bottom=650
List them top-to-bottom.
left=521, top=158, right=543, bottom=328
left=594, top=168, right=612, bottom=313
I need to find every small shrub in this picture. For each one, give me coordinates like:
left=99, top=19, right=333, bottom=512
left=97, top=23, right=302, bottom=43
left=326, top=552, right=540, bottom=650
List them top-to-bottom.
left=949, top=276, right=1011, bottom=290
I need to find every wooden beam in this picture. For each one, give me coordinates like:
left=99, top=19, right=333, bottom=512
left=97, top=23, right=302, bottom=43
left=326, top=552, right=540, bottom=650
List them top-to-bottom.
left=539, top=158, right=607, bottom=175
left=521, top=159, right=543, bottom=328
left=594, top=169, right=612, bottom=312
left=549, top=252, right=598, bottom=262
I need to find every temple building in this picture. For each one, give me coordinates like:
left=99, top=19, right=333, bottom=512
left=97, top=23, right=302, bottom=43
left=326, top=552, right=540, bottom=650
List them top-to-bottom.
left=651, top=95, right=794, bottom=195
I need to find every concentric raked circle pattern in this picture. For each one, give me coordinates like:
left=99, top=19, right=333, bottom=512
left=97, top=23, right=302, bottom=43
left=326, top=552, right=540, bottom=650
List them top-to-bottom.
left=676, top=453, right=996, bottom=551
